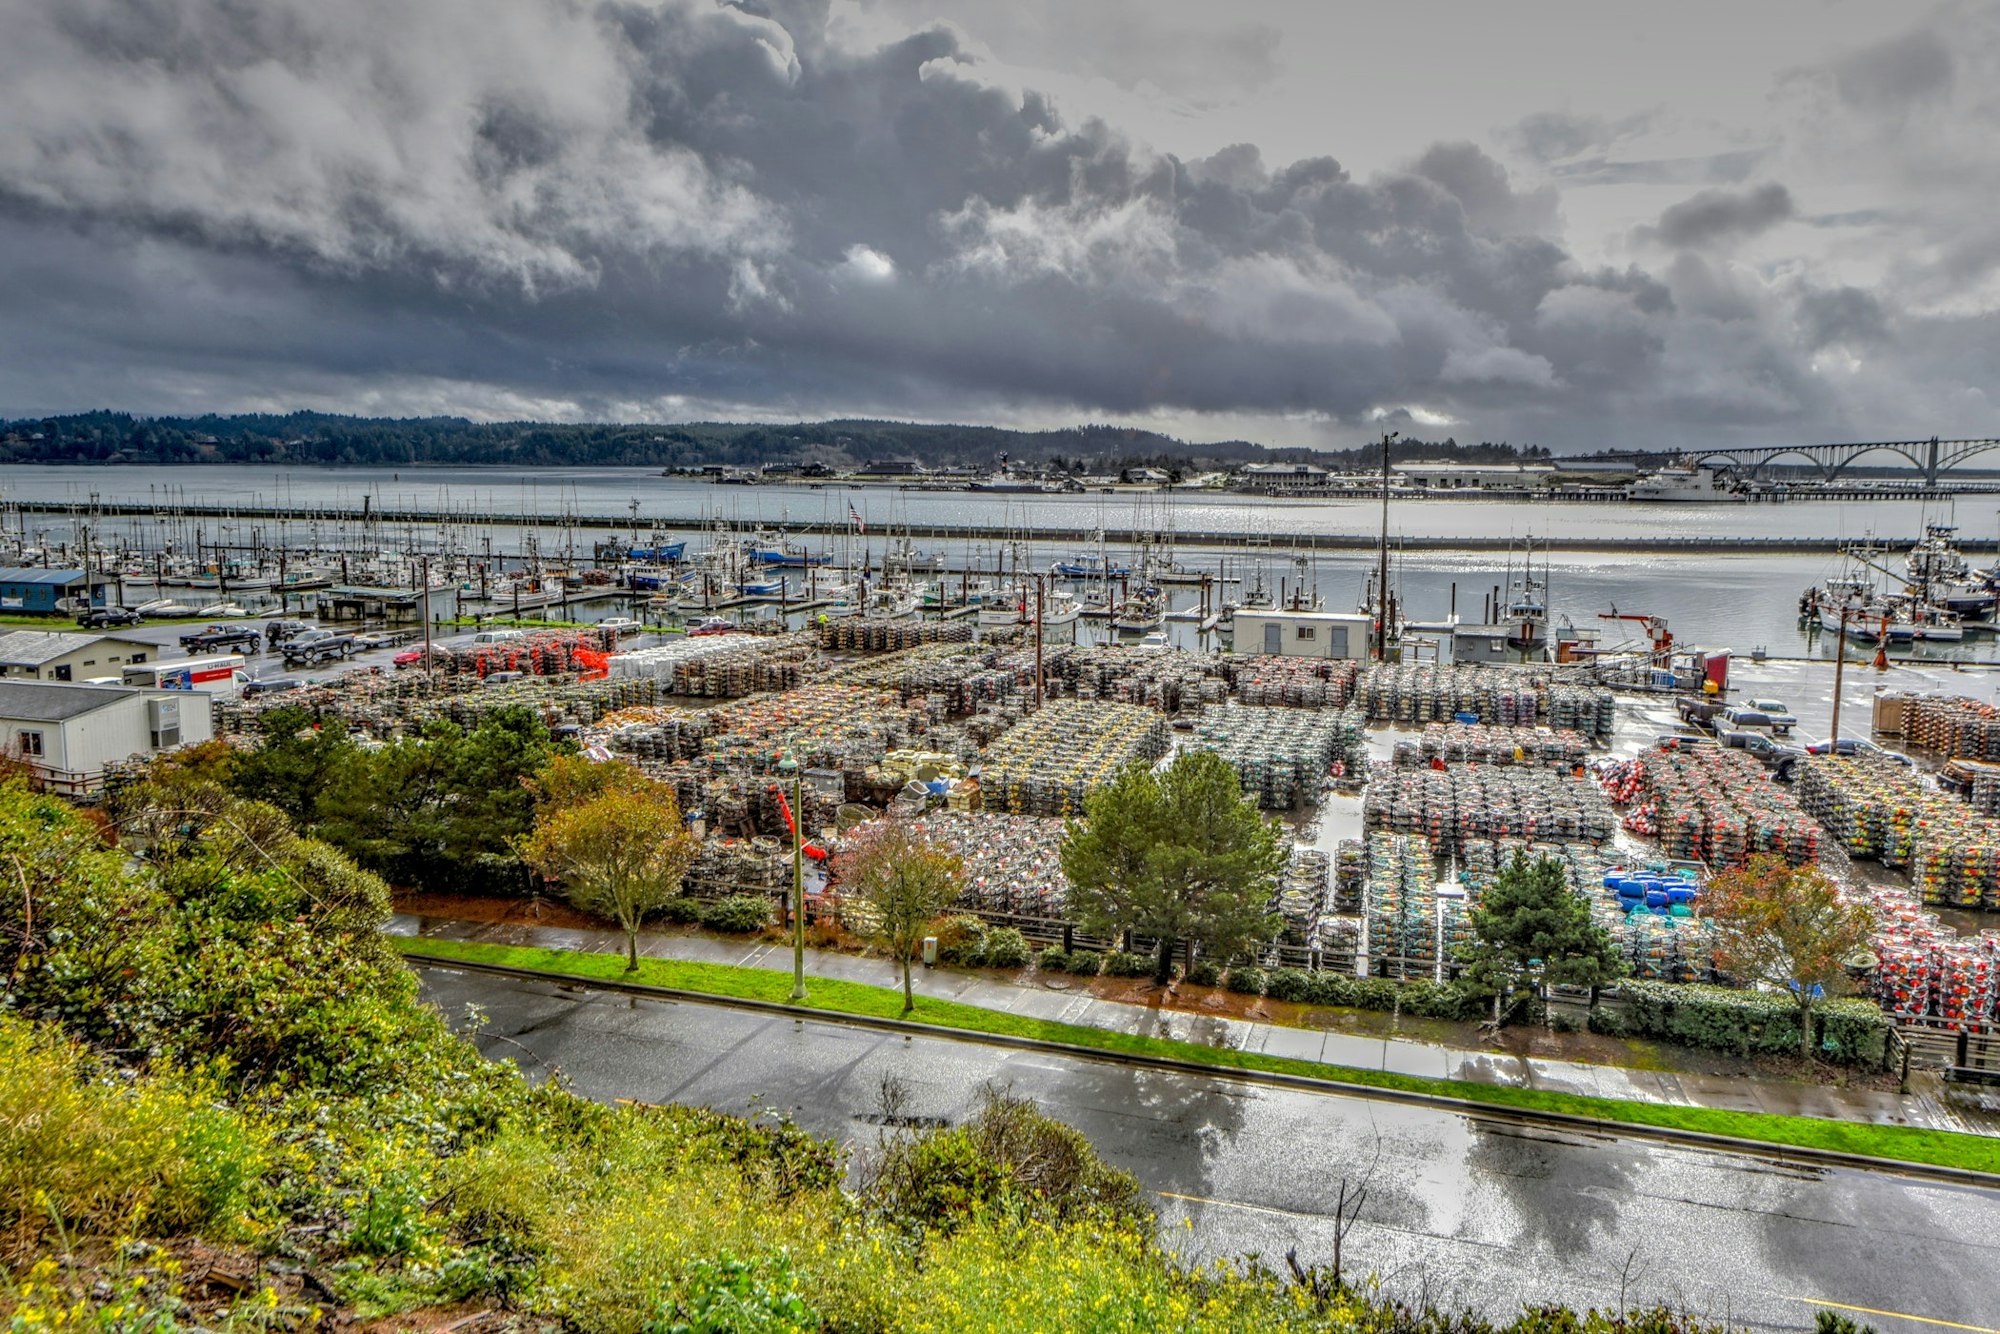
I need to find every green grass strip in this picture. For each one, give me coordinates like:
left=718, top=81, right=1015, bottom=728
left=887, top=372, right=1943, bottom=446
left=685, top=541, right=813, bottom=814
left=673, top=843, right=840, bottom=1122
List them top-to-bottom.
left=394, top=935, right=2000, bottom=1176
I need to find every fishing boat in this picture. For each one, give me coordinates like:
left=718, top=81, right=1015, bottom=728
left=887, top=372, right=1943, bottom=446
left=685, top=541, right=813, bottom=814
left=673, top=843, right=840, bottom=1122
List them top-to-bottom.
left=1626, top=462, right=1746, bottom=502
left=1905, top=525, right=1997, bottom=617
left=746, top=530, right=831, bottom=567
left=1500, top=539, right=1551, bottom=649
left=1051, top=550, right=1131, bottom=581
left=1112, top=586, right=1166, bottom=633
left=1038, top=588, right=1082, bottom=629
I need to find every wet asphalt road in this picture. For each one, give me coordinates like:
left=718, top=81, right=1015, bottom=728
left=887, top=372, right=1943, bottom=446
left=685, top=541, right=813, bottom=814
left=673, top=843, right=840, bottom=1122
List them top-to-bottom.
left=419, top=967, right=2000, bottom=1333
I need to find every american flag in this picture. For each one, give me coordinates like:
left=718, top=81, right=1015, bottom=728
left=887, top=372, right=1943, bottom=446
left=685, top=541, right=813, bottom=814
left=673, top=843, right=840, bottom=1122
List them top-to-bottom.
left=848, top=502, right=866, bottom=533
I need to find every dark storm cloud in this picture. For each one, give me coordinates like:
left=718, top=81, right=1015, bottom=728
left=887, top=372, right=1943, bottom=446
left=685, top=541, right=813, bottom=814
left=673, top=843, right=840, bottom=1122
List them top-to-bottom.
left=0, top=0, right=1980, bottom=449
left=1831, top=28, right=1953, bottom=115
left=1637, top=183, right=1795, bottom=249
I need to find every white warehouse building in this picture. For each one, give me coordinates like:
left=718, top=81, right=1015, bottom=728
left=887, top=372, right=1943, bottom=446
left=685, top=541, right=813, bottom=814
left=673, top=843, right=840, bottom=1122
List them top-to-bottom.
left=1231, top=610, right=1374, bottom=660
left=0, top=681, right=215, bottom=795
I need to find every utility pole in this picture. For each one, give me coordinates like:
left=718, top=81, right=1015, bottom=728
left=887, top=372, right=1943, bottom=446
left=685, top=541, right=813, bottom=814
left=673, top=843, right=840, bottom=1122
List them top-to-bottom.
left=1375, top=430, right=1398, bottom=659
left=421, top=554, right=434, bottom=685
left=1829, top=605, right=1849, bottom=745
left=790, top=764, right=808, bottom=1001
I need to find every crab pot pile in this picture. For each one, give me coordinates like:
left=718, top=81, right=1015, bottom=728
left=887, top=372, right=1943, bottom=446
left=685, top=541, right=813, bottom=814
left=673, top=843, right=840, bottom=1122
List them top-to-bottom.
left=816, top=619, right=973, bottom=652
left=439, top=629, right=615, bottom=678
left=607, top=632, right=822, bottom=697
left=834, top=644, right=1027, bottom=717
left=1029, top=646, right=1228, bottom=712
left=1223, top=656, right=1360, bottom=708
left=1354, top=665, right=1615, bottom=735
left=225, top=669, right=668, bottom=737
left=1544, top=684, right=1617, bottom=736
left=695, top=685, right=930, bottom=775
left=1902, top=695, right=2000, bottom=761
left=979, top=700, right=1170, bottom=816
left=1184, top=705, right=1358, bottom=809
left=1392, top=723, right=1588, bottom=769
left=1602, top=748, right=1819, bottom=868
left=1794, top=756, right=1930, bottom=865
left=1795, top=756, right=2000, bottom=907
left=1362, top=762, right=1614, bottom=853
left=1965, top=767, right=2000, bottom=818
left=841, top=811, right=1075, bottom=920
left=1364, top=832, right=1447, bottom=969
left=684, top=837, right=789, bottom=899
left=1458, top=838, right=1609, bottom=897
left=1333, top=839, right=1365, bottom=912
left=1272, top=848, right=1331, bottom=943
left=1864, top=885, right=2000, bottom=1026
left=1604, top=906, right=1719, bottom=983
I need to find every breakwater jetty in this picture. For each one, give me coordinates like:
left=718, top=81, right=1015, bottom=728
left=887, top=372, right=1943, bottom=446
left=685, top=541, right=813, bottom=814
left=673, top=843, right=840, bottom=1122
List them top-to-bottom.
left=6, top=498, right=1982, bottom=555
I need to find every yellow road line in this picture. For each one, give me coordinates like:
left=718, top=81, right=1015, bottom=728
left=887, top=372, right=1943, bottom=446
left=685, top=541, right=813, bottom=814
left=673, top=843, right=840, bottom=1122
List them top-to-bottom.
left=1156, top=1189, right=1316, bottom=1220
left=1792, top=1298, right=1999, bottom=1334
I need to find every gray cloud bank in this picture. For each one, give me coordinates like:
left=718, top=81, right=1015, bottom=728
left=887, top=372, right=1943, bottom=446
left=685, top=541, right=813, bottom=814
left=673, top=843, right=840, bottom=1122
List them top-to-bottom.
left=0, top=0, right=1994, bottom=450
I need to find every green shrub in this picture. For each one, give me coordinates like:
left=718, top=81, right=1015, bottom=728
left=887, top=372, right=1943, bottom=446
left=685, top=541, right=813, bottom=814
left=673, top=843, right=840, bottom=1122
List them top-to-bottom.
left=701, top=896, right=771, bottom=934
left=659, top=897, right=705, bottom=925
left=932, top=915, right=989, bottom=966
left=980, top=928, right=1030, bottom=970
left=1035, top=948, right=1071, bottom=974
left=1064, top=951, right=1103, bottom=977
left=1100, top=951, right=1151, bottom=978
left=1184, top=959, right=1222, bottom=987
left=1224, top=965, right=1267, bottom=996
left=1263, top=968, right=1313, bottom=1003
left=1617, top=981, right=1887, bottom=1065
left=1587, top=1006, right=1629, bottom=1038
left=1548, top=1010, right=1580, bottom=1034
left=0, top=1015, right=267, bottom=1243
left=865, top=1090, right=1147, bottom=1232
left=644, top=1251, right=818, bottom=1334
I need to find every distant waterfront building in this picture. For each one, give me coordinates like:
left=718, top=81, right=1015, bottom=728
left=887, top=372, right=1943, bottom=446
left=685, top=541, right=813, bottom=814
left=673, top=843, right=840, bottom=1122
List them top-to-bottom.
left=855, top=459, right=925, bottom=477
left=1234, top=462, right=1332, bottom=492
left=1391, top=462, right=1556, bottom=491
left=0, top=568, right=110, bottom=615
left=1230, top=609, right=1373, bottom=660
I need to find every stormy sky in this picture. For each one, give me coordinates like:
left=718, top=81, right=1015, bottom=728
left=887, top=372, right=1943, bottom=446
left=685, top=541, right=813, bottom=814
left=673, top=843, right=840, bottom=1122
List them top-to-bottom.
left=1, top=0, right=1995, bottom=451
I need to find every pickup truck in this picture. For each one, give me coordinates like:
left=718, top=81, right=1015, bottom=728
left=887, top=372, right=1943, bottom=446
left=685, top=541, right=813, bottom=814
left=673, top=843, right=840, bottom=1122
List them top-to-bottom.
left=76, top=606, right=144, bottom=628
left=263, top=619, right=316, bottom=648
left=179, top=624, right=263, bottom=655
left=282, top=631, right=357, bottom=666
left=1676, top=697, right=1730, bottom=731
left=1721, top=705, right=1792, bottom=735
left=1720, top=730, right=1806, bottom=780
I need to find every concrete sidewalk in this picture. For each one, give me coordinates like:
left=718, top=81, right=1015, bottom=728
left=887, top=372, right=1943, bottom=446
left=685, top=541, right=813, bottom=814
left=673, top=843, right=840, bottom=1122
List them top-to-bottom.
left=389, top=911, right=1993, bottom=1137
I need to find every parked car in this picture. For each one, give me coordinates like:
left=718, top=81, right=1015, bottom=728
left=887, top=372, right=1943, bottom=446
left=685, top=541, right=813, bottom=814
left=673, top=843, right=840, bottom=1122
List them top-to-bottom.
left=76, top=606, right=144, bottom=628
left=598, top=616, right=642, bottom=636
left=687, top=617, right=737, bottom=637
left=263, top=619, right=315, bottom=647
left=470, top=628, right=526, bottom=646
left=282, top=632, right=357, bottom=666
left=393, top=647, right=434, bottom=668
left=483, top=670, right=526, bottom=685
left=241, top=677, right=306, bottom=698
left=1743, top=698, right=1798, bottom=731
left=1721, top=706, right=1784, bottom=733
left=1722, top=730, right=1807, bottom=779
left=1803, top=737, right=1914, bottom=765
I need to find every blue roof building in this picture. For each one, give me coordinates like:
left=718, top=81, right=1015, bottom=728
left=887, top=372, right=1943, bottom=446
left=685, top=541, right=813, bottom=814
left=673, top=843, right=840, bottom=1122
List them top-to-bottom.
left=0, top=569, right=111, bottom=616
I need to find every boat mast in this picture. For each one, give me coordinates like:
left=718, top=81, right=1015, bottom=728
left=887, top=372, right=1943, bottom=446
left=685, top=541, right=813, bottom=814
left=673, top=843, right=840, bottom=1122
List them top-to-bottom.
left=1375, top=430, right=1397, bottom=658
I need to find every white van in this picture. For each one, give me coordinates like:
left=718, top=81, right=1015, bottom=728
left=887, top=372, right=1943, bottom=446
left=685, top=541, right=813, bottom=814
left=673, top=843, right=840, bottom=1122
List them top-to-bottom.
left=470, top=629, right=526, bottom=646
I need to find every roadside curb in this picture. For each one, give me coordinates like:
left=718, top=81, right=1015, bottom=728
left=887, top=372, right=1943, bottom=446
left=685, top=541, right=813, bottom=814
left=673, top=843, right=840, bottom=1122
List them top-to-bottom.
left=403, top=948, right=2000, bottom=1191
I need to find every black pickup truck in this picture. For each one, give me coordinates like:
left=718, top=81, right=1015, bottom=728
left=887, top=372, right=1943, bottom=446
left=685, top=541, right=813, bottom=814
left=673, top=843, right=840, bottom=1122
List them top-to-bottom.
left=178, top=624, right=264, bottom=655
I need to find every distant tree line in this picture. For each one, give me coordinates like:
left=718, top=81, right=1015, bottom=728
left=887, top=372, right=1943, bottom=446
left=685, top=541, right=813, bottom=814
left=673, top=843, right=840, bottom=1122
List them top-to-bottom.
left=0, top=409, right=1552, bottom=472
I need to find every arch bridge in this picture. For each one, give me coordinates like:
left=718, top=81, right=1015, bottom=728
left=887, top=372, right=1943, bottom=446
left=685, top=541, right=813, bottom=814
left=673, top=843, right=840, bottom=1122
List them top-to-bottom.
left=1688, top=437, right=2000, bottom=484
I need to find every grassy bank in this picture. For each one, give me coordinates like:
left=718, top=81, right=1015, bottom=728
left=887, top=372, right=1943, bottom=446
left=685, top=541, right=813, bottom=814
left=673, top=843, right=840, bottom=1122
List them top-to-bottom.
left=396, top=934, right=2000, bottom=1177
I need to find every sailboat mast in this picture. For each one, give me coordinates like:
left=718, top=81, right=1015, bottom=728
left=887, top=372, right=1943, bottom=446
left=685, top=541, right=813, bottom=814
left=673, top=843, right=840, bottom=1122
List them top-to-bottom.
left=1376, top=430, right=1397, bottom=658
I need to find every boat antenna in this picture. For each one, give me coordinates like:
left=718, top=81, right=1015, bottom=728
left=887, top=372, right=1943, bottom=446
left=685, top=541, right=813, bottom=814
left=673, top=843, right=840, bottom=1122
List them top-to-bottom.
left=1376, top=430, right=1397, bottom=658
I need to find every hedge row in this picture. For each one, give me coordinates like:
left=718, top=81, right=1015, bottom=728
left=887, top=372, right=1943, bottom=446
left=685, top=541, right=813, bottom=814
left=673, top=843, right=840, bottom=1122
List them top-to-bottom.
left=1227, top=965, right=1486, bottom=1022
left=1597, top=980, right=1887, bottom=1066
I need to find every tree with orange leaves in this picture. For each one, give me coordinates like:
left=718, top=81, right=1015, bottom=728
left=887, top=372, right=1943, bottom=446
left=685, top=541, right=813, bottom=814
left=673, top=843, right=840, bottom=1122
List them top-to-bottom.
left=1704, top=854, right=1876, bottom=1061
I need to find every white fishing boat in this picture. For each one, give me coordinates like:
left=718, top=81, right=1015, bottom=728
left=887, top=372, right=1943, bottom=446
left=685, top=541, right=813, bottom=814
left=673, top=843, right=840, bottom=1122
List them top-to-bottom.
left=1627, top=462, right=1746, bottom=502
left=1112, top=586, right=1166, bottom=633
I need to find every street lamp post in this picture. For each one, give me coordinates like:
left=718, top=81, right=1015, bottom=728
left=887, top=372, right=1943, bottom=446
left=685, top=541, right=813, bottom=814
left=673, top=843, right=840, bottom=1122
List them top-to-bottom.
left=776, top=757, right=808, bottom=1001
